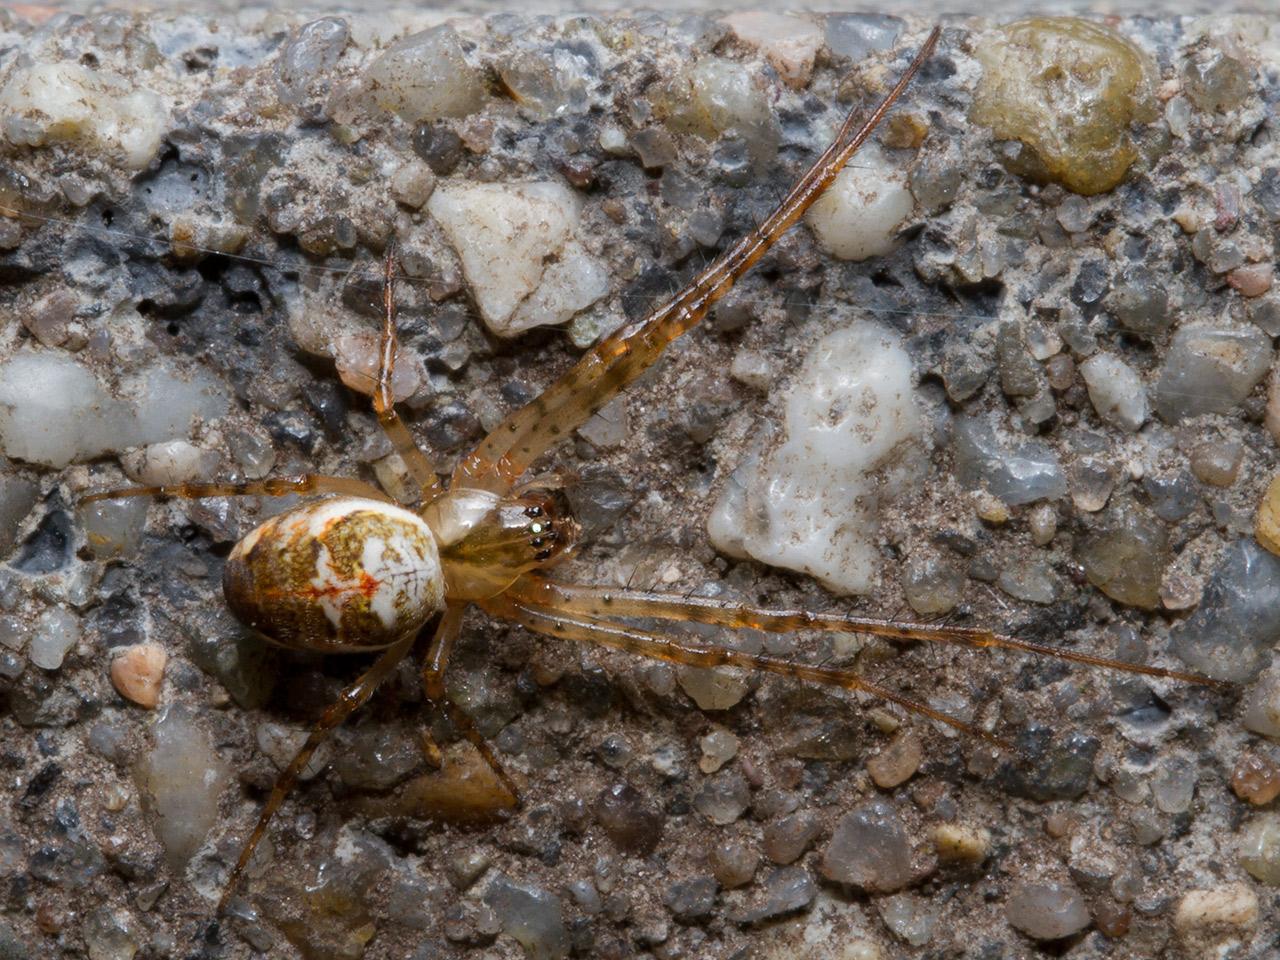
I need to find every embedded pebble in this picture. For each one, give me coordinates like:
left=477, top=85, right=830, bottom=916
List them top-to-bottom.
left=723, top=12, right=824, bottom=89
left=275, top=16, right=349, bottom=106
left=970, top=17, right=1155, bottom=195
left=363, top=25, right=483, bottom=123
left=1183, top=50, right=1253, bottom=113
left=655, top=57, right=777, bottom=168
left=0, top=62, right=169, bottom=169
left=805, top=144, right=914, bottom=262
left=390, top=159, right=436, bottom=209
left=428, top=181, right=608, bottom=336
left=1228, top=262, right=1273, bottom=298
left=1106, top=267, right=1171, bottom=337
left=708, top=322, right=924, bottom=594
left=1154, top=324, right=1272, bottom=423
left=332, top=332, right=424, bottom=403
left=0, top=351, right=227, bottom=468
left=1079, top=353, right=1148, bottom=432
left=953, top=415, right=1066, bottom=506
left=122, top=440, right=221, bottom=487
left=1191, top=440, right=1244, bottom=487
left=0, top=473, right=38, bottom=556
left=1256, top=474, right=1280, bottom=557
left=79, top=498, right=148, bottom=560
left=1028, top=503, right=1057, bottom=545
left=1077, top=505, right=1169, bottom=609
left=1171, top=539, right=1280, bottom=682
left=901, top=555, right=964, bottom=615
left=997, top=562, right=1059, bottom=604
left=29, top=608, right=80, bottom=670
left=677, top=629, right=758, bottom=710
left=109, top=644, right=167, bottom=709
left=1242, top=668, right=1280, bottom=738
left=135, top=706, right=231, bottom=868
left=256, top=722, right=330, bottom=781
left=698, top=728, right=739, bottom=774
left=866, top=731, right=923, bottom=789
left=1231, top=752, right=1280, bottom=805
left=1151, top=758, right=1196, bottom=814
left=694, top=771, right=750, bottom=826
left=593, top=783, right=664, bottom=855
left=819, top=800, right=913, bottom=893
left=762, top=811, right=822, bottom=865
left=1239, top=815, right=1280, bottom=885
left=932, top=823, right=991, bottom=865
left=709, top=839, right=758, bottom=888
left=734, top=866, right=815, bottom=923
left=483, top=875, right=569, bottom=960
left=664, top=875, right=718, bottom=921
left=1005, top=881, right=1090, bottom=941
left=1173, top=884, right=1259, bottom=943
left=878, top=893, right=937, bottom=946
left=82, top=906, right=142, bottom=960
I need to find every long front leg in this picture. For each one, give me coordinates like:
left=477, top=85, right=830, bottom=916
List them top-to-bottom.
left=454, top=27, right=941, bottom=494
left=373, top=248, right=444, bottom=503
left=81, top=473, right=390, bottom=505
left=506, top=578, right=1228, bottom=689
left=481, top=591, right=1007, bottom=747
left=420, top=603, right=521, bottom=806
left=217, top=630, right=417, bottom=913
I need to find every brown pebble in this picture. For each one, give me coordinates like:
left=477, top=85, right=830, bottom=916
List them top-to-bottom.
left=881, top=112, right=929, bottom=149
left=1227, top=262, right=1273, bottom=298
left=109, top=643, right=167, bottom=709
left=867, top=730, right=923, bottom=789
left=354, top=743, right=518, bottom=824
left=1231, top=752, right=1280, bottom=806
left=1044, top=811, right=1075, bottom=838
left=709, top=838, right=758, bottom=888
left=1094, top=898, right=1132, bottom=938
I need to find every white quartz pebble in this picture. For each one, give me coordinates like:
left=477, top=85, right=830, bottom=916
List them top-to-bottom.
left=805, top=144, right=914, bottom=261
left=429, top=181, right=609, bottom=336
left=709, top=321, right=924, bottom=594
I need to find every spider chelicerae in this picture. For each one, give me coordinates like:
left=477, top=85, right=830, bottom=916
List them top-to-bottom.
left=82, top=25, right=1218, bottom=914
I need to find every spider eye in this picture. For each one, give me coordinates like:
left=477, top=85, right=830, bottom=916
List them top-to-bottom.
left=529, top=521, right=545, bottom=535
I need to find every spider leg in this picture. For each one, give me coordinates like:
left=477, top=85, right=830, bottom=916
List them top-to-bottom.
left=455, top=26, right=941, bottom=494
left=374, top=247, right=444, bottom=503
left=80, top=473, right=390, bottom=505
left=507, top=578, right=1229, bottom=689
left=481, top=586, right=1008, bottom=748
left=420, top=603, right=522, bottom=806
left=217, top=629, right=417, bottom=914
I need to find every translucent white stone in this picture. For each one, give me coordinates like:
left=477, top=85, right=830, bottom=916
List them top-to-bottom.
left=723, top=12, right=824, bottom=89
left=363, top=25, right=483, bottom=123
left=0, top=62, right=168, bottom=169
left=805, top=144, right=913, bottom=262
left=429, top=181, right=609, bottom=336
left=709, top=321, right=925, bottom=595
left=0, top=351, right=228, bottom=468
left=1079, top=352, right=1149, bottom=431
left=122, top=440, right=221, bottom=487
left=80, top=497, right=149, bottom=561
left=29, top=608, right=79, bottom=670
left=135, top=705, right=231, bottom=869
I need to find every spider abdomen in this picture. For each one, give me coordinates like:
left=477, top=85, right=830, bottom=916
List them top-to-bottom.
left=223, top=497, right=444, bottom=652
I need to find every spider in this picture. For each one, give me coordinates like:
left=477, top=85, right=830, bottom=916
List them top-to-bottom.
left=82, top=24, right=1217, bottom=915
